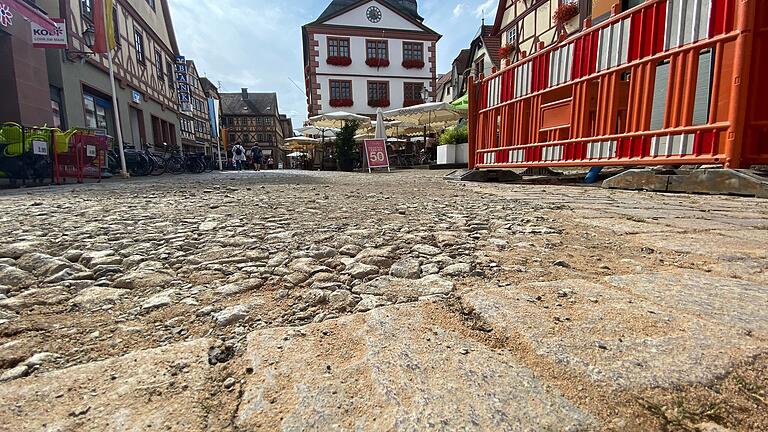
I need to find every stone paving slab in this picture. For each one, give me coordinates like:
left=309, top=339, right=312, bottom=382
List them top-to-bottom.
left=574, top=218, right=684, bottom=235
left=629, top=232, right=768, bottom=258
left=606, top=270, right=768, bottom=337
left=460, top=278, right=761, bottom=390
left=235, top=302, right=598, bottom=431
left=0, top=339, right=220, bottom=432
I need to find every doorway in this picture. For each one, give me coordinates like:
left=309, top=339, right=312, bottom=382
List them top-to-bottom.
left=129, top=107, right=146, bottom=149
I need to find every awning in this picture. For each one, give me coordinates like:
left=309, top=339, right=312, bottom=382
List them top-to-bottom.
left=6, top=0, right=57, bottom=31
left=451, top=94, right=469, bottom=111
left=383, top=102, right=462, bottom=126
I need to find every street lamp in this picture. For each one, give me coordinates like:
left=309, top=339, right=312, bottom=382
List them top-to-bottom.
left=65, top=26, right=97, bottom=61
left=82, top=26, right=96, bottom=49
left=421, top=86, right=430, bottom=104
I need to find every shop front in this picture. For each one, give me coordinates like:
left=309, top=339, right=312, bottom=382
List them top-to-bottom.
left=0, top=2, right=54, bottom=125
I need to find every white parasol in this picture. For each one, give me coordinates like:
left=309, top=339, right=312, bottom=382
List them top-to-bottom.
left=309, top=111, right=371, bottom=128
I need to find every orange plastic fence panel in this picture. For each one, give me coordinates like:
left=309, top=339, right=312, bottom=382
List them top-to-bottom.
left=469, top=0, right=764, bottom=170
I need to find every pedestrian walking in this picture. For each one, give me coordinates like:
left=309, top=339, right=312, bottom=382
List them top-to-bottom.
left=232, top=142, right=246, bottom=171
left=252, top=146, right=263, bottom=171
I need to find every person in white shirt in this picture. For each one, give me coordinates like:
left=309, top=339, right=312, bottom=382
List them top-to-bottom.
left=232, top=142, right=246, bottom=171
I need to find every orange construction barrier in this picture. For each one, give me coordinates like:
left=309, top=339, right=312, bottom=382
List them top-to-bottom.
left=468, top=0, right=767, bottom=170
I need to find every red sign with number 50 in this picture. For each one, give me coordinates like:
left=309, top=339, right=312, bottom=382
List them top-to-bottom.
left=364, top=139, right=390, bottom=170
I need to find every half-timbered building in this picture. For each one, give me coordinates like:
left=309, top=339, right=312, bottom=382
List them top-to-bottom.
left=40, top=0, right=181, bottom=152
left=491, top=1, right=647, bottom=64
left=179, top=59, right=214, bottom=154
left=221, top=89, right=288, bottom=166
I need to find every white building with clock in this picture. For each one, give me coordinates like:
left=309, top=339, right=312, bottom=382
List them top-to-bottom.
left=302, top=0, right=441, bottom=118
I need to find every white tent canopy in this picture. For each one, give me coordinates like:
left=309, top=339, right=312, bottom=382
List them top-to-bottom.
left=383, top=102, right=462, bottom=126
left=309, top=111, right=371, bottom=128
left=297, top=126, right=338, bottom=138
left=285, top=136, right=320, bottom=144
left=287, top=151, right=307, bottom=157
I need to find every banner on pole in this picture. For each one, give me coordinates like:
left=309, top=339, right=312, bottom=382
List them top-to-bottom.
left=364, top=139, right=390, bottom=173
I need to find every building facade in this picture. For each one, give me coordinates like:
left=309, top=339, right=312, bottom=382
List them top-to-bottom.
left=38, top=0, right=181, bottom=152
left=302, top=0, right=441, bottom=118
left=467, top=25, right=501, bottom=79
left=200, top=76, right=223, bottom=161
left=221, top=89, right=287, bottom=165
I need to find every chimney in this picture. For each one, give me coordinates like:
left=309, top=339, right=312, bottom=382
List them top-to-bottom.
left=241, top=88, right=249, bottom=100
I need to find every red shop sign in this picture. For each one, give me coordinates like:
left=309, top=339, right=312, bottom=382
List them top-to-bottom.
left=364, top=139, right=390, bottom=173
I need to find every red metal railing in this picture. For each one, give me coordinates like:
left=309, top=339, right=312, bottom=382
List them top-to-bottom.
left=468, top=0, right=767, bottom=170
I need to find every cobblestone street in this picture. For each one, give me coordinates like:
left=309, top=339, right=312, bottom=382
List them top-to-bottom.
left=0, top=170, right=766, bottom=431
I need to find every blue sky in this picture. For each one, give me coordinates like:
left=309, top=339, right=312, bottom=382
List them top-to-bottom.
left=167, top=0, right=497, bottom=128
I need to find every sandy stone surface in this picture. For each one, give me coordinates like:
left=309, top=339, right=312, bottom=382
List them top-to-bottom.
left=0, top=170, right=766, bottom=431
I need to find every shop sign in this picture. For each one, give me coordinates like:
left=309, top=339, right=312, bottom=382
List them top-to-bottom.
left=0, top=3, right=13, bottom=28
left=31, top=18, right=66, bottom=48
left=175, top=55, right=191, bottom=112
left=131, top=90, right=141, bottom=104
left=364, top=139, right=390, bottom=173
left=86, top=145, right=96, bottom=157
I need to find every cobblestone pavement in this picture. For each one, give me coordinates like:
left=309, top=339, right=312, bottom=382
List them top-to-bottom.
left=0, top=170, right=766, bottom=431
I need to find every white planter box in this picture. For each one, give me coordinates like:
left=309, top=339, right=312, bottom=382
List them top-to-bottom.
left=564, top=16, right=581, bottom=34
left=455, top=143, right=469, bottom=164
left=437, top=145, right=456, bottom=165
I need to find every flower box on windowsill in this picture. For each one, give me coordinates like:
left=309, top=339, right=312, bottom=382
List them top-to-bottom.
left=553, top=2, right=579, bottom=27
left=499, top=43, right=514, bottom=60
left=326, top=56, right=352, bottom=66
left=366, top=58, right=390, bottom=68
left=402, top=59, right=425, bottom=69
left=330, top=98, right=353, bottom=108
left=403, top=98, right=424, bottom=107
left=368, top=99, right=390, bottom=108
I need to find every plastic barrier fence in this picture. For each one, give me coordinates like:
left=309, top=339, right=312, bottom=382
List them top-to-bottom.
left=468, top=0, right=767, bottom=170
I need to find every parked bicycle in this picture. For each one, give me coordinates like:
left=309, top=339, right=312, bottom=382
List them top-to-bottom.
left=107, top=145, right=152, bottom=176
left=185, top=152, right=207, bottom=174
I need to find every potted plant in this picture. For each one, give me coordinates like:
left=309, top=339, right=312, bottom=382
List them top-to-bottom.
left=553, top=1, right=580, bottom=34
left=499, top=44, right=514, bottom=60
left=327, top=56, right=352, bottom=66
left=366, top=58, right=390, bottom=67
left=402, top=59, right=425, bottom=69
left=329, top=98, right=353, bottom=108
left=335, top=120, right=359, bottom=171
left=437, top=126, right=469, bottom=165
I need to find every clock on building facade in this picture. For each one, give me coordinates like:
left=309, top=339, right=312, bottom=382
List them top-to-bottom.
left=366, top=6, right=382, bottom=23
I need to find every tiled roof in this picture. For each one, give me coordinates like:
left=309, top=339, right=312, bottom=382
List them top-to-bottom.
left=316, top=0, right=423, bottom=23
left=479, top=25, right=502, bottom=68
left=220, top=92, right=279, bottom=116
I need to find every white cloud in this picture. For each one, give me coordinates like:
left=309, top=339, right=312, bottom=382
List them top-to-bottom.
left=473, top=0, right=496, bottom=19
left=452, top=3, right=465, bottom=18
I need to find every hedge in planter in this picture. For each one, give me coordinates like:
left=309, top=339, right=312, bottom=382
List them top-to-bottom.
left=439, top=126, right=468, bottom=145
